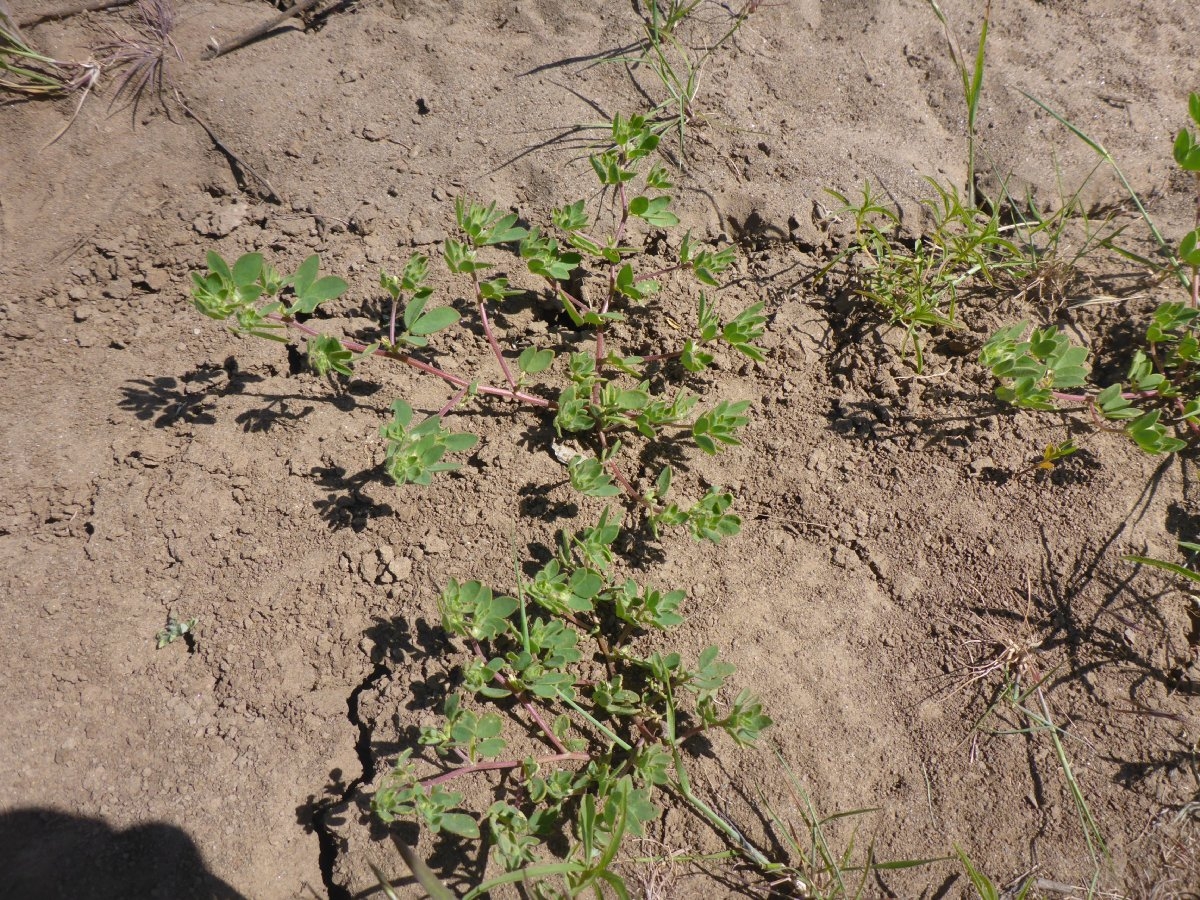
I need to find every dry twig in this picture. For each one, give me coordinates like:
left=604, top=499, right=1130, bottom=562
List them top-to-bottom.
left=203, top=0, right=325, bottom=60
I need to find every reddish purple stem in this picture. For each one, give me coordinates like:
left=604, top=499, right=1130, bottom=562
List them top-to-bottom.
left=471, top=270, right=519, bottom=390
left=269, top=314, right=551, bottom=408
left=468, top=639, right=570, bottom=755
left=420, top=751, right=589, bottom=788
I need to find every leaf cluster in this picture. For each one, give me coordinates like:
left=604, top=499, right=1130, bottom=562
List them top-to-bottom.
left=1173, top=93, right=1200, bottom=270
left=190, top=111, right=767, bottom=541
left=191, top=251, right=347, bottom=341
left=980, top=317, right=1198, bottom=454
left=380, top=400, right=479, bottom=486
left=373, top=512, right=772, bottom=895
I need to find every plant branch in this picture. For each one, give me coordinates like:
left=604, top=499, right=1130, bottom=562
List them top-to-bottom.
left=18, top=0, right=134, bottom=27
left=203, top=0, right=325, bottom=60
left=472, top=272, right=519, bottom=390
left=272, top=315, right=553, bottom=407
left=639, top=348, right=684, bottom=364
left=437, top=384, right=471, bottom=418
left=605, top=459, right=652, bottom=508
left=467, top=639, right=570, bottom=754
left=420, top=752, right=589, bottom=788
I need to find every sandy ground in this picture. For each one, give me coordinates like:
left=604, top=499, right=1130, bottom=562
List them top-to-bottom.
left=2, top=1, right=1199, bottom=897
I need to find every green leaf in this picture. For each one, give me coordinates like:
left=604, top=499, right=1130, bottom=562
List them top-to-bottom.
left=629, top=195, right=680, bottom=228
left=552, top=200, right=589, bottom=232
left=1180, top=230, right=1200, bottom=267
left=206, top=250, right=232, bottom=283
left=232, top=253, right=263, bottom=287
left=292, top=254, right=320, bottom=295
left=410, top=305, right=460, bottom=336
left=307, top=335, right=353, bottom=377
left=518, top=347, right=554, bottom=375
left=568, top=456, right=622, bottom=498
left=1125, top=554, right=1200, bottom=585
left=438, top=813, right=481, bottom=839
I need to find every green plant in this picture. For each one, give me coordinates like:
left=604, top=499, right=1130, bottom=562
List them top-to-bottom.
left=926, top=0, right=990, bottom=201
left=616, top=1, right=763, bottom=162
left=1173, top=92, right=1200, bottom=307
left=978, top=96, right=1200, bottom=454
left=192, top=113, right=763, bottom=542
left=824, top=179, right=1025, bottom=370
left=980, top=311, right=1200, bottom=454
left=370, top=512, right=782, bottom=896
left=1125, top=540, right=1200, bottom=586
left=156, top=616, right=196, bottom=649
left=955, top=845, right=1032, bottom=900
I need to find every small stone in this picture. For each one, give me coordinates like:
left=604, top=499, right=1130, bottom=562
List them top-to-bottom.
left=279, top=218, right=307, bottom=237
left=140, top=267, right=169, bottom=292
left=104, top=277, right=133, bottom=300
left=67, top=286, right=88, bottom=301
left=74, top=305, right=94, bottom=322
left=969, top=456, right=995, bottom=476
left=423, top=534, right=449, bottom=555
left=832, top=545, right=856, bottom=568
left=386, top=557, right=413, bottom=580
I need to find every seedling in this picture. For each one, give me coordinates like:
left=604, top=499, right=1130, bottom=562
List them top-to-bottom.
left=926, top=0, right=990, bottom=201
left=192, top=113, right=764, bottom=542
left=823, top=179, right=1027, bottom=371
left=1023, top=439, right=1078, bottom=476
left=370, top=512, right=782, bottom=896
left=156, top=616, right=196, bottom=649
left=955, top=845, right=1033, bottom=900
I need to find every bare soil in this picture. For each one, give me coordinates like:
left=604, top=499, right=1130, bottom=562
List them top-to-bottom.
left=2, top=1, right=1199, bottom=898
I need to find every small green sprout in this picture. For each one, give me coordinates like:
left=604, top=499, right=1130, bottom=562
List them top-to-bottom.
left=156, top=616, right=196, bottom=649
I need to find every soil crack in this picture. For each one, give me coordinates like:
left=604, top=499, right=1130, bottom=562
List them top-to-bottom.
left=313, top=660, right=389, bottom=900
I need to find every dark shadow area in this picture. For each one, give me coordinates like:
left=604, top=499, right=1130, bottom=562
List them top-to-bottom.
left=118, top=357, right=264, bottom=428
left=120, top=360, right=384, bottom=435
left=311, top=463, right=396, bottom=532
left=517, top=481, right=578, bottom=522
left=1106, top=735, right=1200, bottom=793
left=0, top=808, right=249, bottom=900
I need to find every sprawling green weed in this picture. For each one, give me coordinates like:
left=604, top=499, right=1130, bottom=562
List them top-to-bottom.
left=193, top=112, right=764, bottom=541
left=367, top=513, right=781, bottom=896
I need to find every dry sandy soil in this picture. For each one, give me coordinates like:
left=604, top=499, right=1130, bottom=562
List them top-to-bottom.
left=2, top=1, right=1199, bottom=898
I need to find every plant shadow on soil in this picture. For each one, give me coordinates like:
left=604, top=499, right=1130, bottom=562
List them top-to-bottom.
left=0, top=808, right=249, bottom=900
